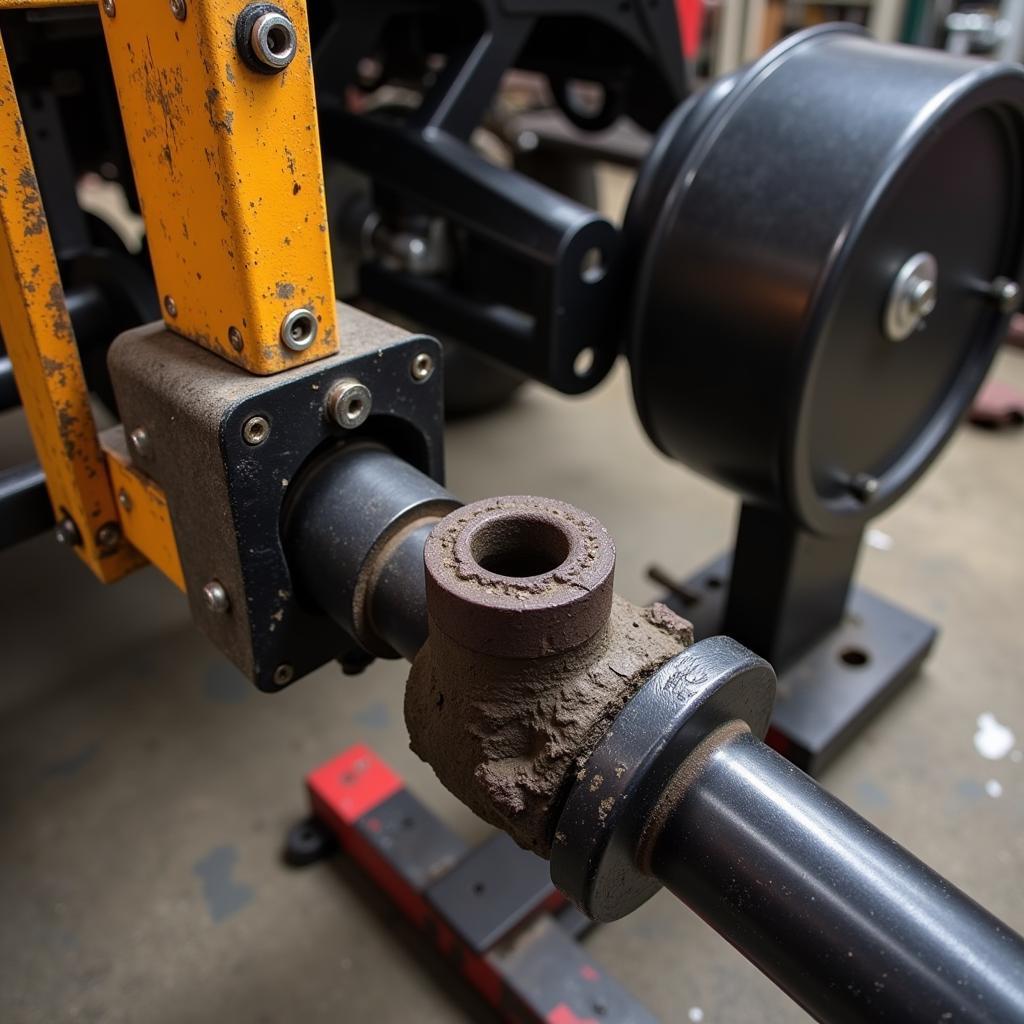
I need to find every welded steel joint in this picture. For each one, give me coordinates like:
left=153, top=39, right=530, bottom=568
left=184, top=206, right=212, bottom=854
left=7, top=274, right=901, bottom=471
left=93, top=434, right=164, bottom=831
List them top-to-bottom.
left=405, top=495, right=694, bottom=855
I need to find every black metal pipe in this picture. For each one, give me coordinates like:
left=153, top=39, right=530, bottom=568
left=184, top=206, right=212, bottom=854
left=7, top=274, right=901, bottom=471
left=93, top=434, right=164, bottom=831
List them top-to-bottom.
left=0, top=356, right=17, bottom=411
left=284, top=443, right=459, bottom=660
left=648, top=727, right=1024, bottom=1024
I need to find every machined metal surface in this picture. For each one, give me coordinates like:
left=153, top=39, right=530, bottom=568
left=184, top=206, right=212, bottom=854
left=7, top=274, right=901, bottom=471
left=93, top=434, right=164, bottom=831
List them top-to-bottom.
left=108, top=303, right=446, bottom=688
left=284, top=443, right=459, bottom=661
left=552, top=636, right=1024, bottom=1022
left=551, top=637, right=775, bottom=920
left=650, top=729, right=1024, bottom=1023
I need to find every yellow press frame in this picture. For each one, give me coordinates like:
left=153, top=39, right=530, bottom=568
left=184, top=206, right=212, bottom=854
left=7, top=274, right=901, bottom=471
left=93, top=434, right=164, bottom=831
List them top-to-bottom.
left=0, top=0, right=338, bottom=588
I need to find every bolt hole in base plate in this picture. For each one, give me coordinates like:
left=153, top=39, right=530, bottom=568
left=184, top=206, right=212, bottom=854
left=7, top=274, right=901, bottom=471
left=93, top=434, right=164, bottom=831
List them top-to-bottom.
left=659, top=554, right=936, bottom=774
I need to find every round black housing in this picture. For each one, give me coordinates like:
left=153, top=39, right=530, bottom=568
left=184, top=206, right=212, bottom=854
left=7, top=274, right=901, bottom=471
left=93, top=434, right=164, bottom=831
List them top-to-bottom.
left=626, top=25, right=1024, bottom=536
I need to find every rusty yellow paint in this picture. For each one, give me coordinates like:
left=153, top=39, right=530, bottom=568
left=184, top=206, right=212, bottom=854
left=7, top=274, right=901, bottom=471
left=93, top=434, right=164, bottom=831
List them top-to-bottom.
left=0, top=0, right=91, bottom=7
left=100, top=0, right=339, bottom=375
left=0, top=39, right=142, bottom=582
left=103, top=430, right=185, bottom=590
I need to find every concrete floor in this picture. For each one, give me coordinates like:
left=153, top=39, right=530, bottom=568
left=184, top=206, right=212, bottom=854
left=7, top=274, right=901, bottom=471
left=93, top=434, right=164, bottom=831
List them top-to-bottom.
left=1, top=344, right=1023, bottom=1024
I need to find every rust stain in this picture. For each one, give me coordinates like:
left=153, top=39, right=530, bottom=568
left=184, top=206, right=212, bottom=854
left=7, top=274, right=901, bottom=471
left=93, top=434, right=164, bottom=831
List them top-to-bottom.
left=17, top=167, right=45, bottom=236
left=275, top=281, right=295, bottom=299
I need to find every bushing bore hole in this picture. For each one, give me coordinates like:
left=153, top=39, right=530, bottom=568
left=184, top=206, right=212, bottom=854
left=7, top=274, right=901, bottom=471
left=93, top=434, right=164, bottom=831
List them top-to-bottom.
left=470, top=516, right=572, bottom=578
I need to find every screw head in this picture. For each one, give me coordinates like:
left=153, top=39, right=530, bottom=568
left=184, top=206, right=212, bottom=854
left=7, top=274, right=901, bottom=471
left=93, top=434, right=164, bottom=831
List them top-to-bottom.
left=102, top=0, right=116, bottom=17
left=169, top=0, right=187, bottom=19
left=249, top=10, right=297, bottom=71
left=884, top=252, right=938, bottom=342
left=992, top=277, right=1021, bottom=314
left=163, top=294, right=178, bottom=318
left=280, top=308, right=317, bottom=352
left=228, top=326, right=244, bottom=352
left=410, top=352, right=435, bottom=382
left=326, top=378, right=372, bottom=430
left=242, top=414, right=270, bottom=446
left=129, top=426, right=151, bottom=459
left=849, top=472, right=880, bottom=503
left=118, top=489, right=133, bottom=512
left=54, top=515, right=82, bottom=547
left=96, top=522, right=122, bottom=551
left=202, top=580, right=230, bottom=614
left=273, top=663, right=295, bottom=687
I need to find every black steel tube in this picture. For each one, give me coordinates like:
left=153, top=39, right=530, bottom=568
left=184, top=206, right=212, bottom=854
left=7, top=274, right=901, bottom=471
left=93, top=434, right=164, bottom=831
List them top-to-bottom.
left=284, top=443, right=459, bottom=660
left=649, top=727, right=1024, bottom=1024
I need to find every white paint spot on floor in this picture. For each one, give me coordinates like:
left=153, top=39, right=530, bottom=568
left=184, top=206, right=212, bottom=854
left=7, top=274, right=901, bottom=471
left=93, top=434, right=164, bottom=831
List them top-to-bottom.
left=866, top=528, right=894, bottom=551
left=974, top=713, right=1016, bottom=760
left=985, top=779, right=1003, bottom=799
left=688, top=1009, right=704, bottom=1023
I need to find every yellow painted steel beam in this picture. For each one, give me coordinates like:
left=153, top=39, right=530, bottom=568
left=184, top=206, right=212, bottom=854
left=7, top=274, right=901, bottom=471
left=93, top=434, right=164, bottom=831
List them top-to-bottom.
left=99, top=0, right=339, bottom=374
left=0, top=39, right=142, bottom=582
left=102, top=429, right=185, bottom=590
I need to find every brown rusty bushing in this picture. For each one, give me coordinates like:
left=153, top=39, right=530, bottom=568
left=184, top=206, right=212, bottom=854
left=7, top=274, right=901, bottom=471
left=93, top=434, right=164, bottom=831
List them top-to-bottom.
left=405, top=495, right=694, bottom=856
left=423, top=496, right=616, bottom=658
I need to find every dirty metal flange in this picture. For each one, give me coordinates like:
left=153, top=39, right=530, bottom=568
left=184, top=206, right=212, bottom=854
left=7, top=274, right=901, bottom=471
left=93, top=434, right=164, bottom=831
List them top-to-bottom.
left=423, top=496, right=616, bottom=659
left=551, top=636, right=776, bottom=921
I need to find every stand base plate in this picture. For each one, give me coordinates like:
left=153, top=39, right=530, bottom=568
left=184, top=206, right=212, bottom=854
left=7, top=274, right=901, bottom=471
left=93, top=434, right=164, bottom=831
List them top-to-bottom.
left=661, top=555, right=937, bottom=774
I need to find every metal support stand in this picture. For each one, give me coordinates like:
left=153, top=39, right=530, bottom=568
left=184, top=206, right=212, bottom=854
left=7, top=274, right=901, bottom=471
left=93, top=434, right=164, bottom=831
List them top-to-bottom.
left=660, top=504, right=937, bottom=773
left=292, top=744, right=656, bottom=1024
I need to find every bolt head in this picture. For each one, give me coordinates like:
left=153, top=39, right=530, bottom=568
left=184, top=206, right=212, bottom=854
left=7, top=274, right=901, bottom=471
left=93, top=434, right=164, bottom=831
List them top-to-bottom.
left=102, top=0, right=116, bottom=16
left=169, top=0, right=187, bottom=19
left=249, top=10, right=297, bottom=71
left=994, top=277, right=1021, bottom=314
left=163, top=294, right=177, bottom=318
left=280, top=308, right=317, bottom=352
left=228, top=326, right=244, bottom=352
left=410, top=352, right=434, bottom=382
left=326, top=378, right=372, bottom=429
left=242, top=414, right=270, bottom=446
left=129, top=426, right=151, bottom=459
left=849, top=472, right=880, bottom=503
left=118, top=489, right=133, bottom=512
left=54, top=516, right=81, bottom=547
left=96, top=522, right=122, bottom=551
left=202, top=580, right=230, bottom=614
left=273, top=663, right=295, bottom=687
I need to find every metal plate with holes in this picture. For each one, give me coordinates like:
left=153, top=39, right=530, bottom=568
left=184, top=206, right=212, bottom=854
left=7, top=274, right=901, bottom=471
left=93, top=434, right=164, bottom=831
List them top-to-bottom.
left=108, top=303, right=445, bottom=689
left=663, top=554, right=936, bottom=773
left=355, top=791, right=466, bottom=892
left=426, top=834, right=557, bottom=953
left=490, top=915, right=659, bottom=1024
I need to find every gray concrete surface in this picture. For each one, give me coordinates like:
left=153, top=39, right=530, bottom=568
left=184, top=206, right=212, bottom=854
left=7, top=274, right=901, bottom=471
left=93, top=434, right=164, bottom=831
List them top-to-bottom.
left=1, top=346, right=1023, bottom=1024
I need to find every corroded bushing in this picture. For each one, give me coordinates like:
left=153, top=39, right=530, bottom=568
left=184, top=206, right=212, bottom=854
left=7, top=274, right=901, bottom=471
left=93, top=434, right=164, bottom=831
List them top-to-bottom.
left=406, top=495, right=693, bottom=855
left=423, top=496, right=616, bottom=658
